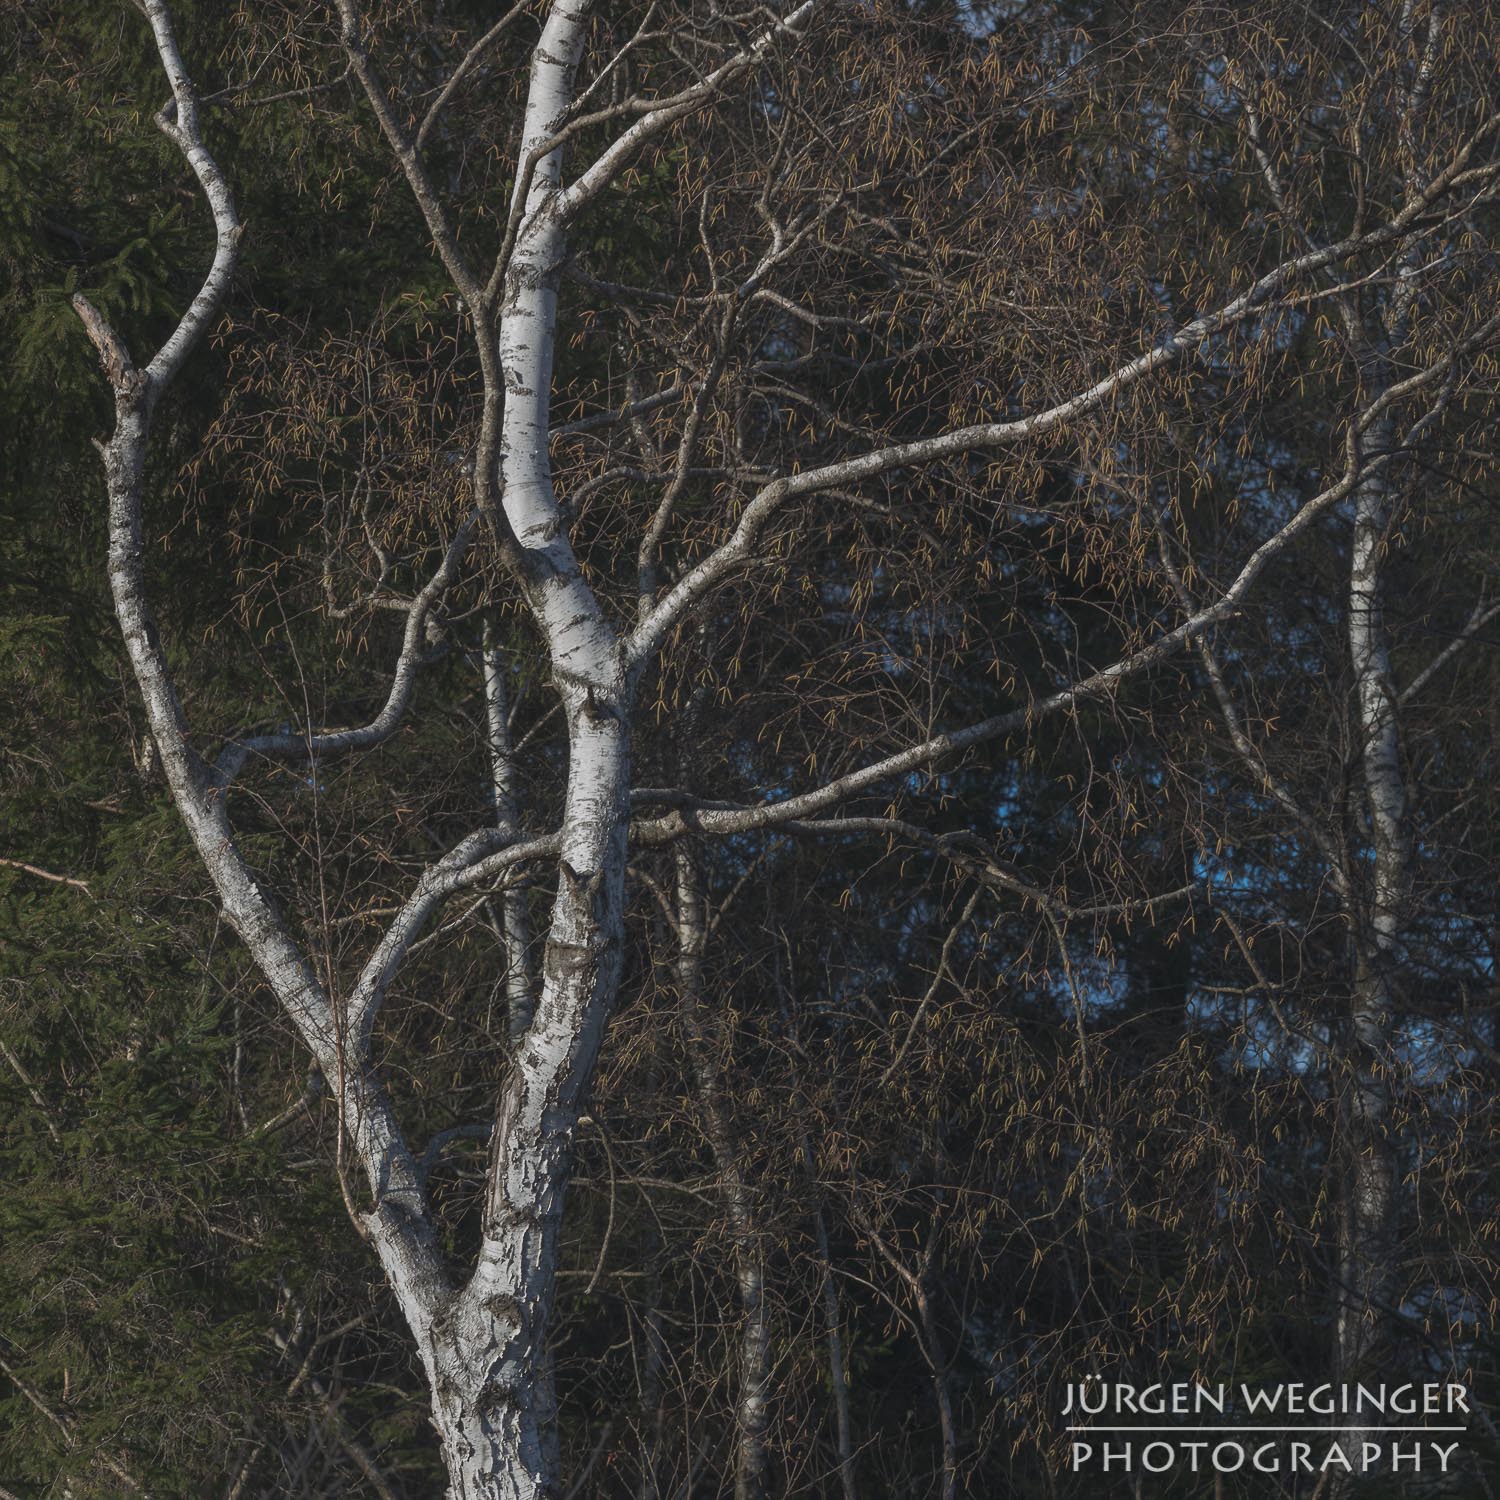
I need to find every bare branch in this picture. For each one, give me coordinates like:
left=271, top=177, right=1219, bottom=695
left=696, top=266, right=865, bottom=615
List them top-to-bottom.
left=333, top=0, right=484, bottom=305
left=416, top=0, right=538, bottom=151
left=555, top=0, right=821, bottom=222
left=626, top=139, right=1500, bottom=665
left=636, top=452, right=1376, bottom=843
left=216, top=513, right=478, bottom=784
left=1399, top=596, right=1500, bottom=704
left=347, top=829, right=560, bottom=1049
left=0, top=857, right=92, bottom=896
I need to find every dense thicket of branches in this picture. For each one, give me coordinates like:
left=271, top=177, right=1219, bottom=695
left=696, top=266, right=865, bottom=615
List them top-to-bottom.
left=5, top=0, right=1500, bottom=1495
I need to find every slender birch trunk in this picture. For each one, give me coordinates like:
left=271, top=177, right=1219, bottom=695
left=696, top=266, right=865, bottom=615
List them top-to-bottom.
left=414, top=1, right=638, bottom=1488
left=1330, top=21, right=1442, bottom=1453
left=1334, top=407, right=1406, bottom=1468
left=483, top=621, right=537, bottom=1044
left=674, top=849, right=775, bottom=1500
left=779, top=972, right=859, bottom=1500
left=632, top=1035, right=669, bottom=1500
left=811, top=1198, right=858, bottom=1500
left=633, top=1262, right=668, bottom=1500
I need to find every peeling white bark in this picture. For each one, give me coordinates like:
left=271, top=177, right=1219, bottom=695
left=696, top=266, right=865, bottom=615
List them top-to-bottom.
left=402, top=4, right=641, bottom=1493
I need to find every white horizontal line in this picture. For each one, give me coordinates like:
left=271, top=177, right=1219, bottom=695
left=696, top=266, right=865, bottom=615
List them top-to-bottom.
left=1066, top=1426, right=1467, bottom=1433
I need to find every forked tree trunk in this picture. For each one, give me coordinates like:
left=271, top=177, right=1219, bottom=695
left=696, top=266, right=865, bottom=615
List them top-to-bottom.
left=409, top=0, right=635, bottom=1486
left=413, top=704, right=630, bottom=1500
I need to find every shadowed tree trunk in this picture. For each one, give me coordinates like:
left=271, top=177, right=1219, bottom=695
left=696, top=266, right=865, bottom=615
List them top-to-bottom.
left=674, top=847, right=774, bottom=1500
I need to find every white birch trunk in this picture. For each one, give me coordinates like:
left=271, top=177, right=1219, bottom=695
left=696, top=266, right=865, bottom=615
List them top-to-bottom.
left=411, top=3, right=636, bottom=1493
left=1332, top=22, right=1434, bottom=1429
left=1335, top=407, right=1406, bottom=1467
left=423, top=709, right=629, bottom=1499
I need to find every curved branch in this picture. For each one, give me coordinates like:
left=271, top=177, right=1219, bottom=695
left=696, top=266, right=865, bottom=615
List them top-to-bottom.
left=77, top=0, right=452, bottom=1336
left=556, top=0, right=821, bottom=222
left=138, top=1, right=243, bottom=392
left=625, top=135, right=1500, bottom=668
left=635, top=447, right=1379, bottom=844
left=216, top=513, right=478, bottom=784
left=347, top=830, right=561, bottom=1048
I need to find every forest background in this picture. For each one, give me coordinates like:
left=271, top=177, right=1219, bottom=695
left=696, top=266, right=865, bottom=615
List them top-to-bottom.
left=4, top=0, right=1500, bottom=1495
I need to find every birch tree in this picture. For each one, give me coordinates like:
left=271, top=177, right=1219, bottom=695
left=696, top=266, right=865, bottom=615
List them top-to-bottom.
left=72, top=0, right=1500, bottom=1494
left=1172, top=12, right=1500, bottom=1478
